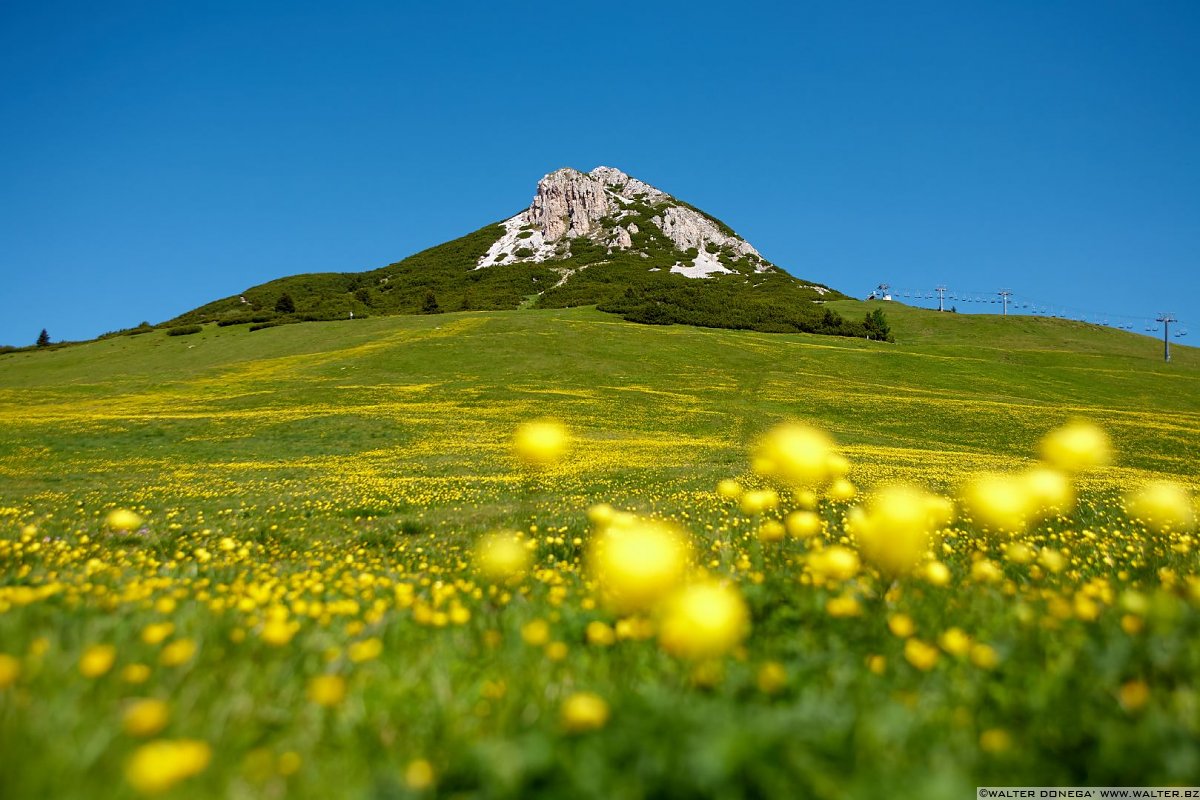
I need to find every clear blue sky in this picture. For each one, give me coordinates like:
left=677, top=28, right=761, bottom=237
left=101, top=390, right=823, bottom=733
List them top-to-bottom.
left=2, top=1, right=1198, bottom=347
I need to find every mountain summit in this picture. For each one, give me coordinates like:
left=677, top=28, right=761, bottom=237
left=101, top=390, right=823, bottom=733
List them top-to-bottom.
left=171, top=165, right=868, bottom=337
left=478, top=166, right=775, bottom=280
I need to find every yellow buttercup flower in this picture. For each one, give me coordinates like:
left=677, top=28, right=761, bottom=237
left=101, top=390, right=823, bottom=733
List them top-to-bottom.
left=513, top=420, right=570, bottom=467
left=1039, top=421, right=1112, bottom=473
left=752, top=422, right=837, bottom=488
left=1022, top=466, right=1075, bottom=518
left=961, top=473, right=1033, bottom=535
left=1125, top=481, right=1195, bottom=533
left=849, top=485, right=945, bottom=574
left=105, top=508, right=144, bottom=532
left=785, top=510, right=822, bottom=539
left=589, top=517, right=687, bottom=613
left=475, top=531, right=530, bottom=582
left=808, top=546, right=860, bottom=582
left=658, top=581, right=748, bottom=660
left=903, top=638, right=940, bottom=671
left=159, top=639, right=197, bottom=667
left=80, top=644, right=117, bottom=678
left=0, top=654, right=20, bottom=688
left=307, top=674, right=347, bottom=707
left=561, top=691, right=610, bottom=733
left=123, top=698, right=170, bottom=737
left=126, top=739, right=211, bottom=795
left=405, top=758, right=435, bottom=790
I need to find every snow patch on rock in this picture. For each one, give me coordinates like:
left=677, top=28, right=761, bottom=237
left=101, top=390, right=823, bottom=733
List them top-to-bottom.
left=671, top=248, right=732, bottom=278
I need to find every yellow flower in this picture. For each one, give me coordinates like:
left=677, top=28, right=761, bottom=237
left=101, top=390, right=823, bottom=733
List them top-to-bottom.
left=513, top=420, right=570, bottom=467
left=1039, top=421, right=1112, bottom=473
left=752, top=422, right=837, bottom=488
left=1022, top=467, right=1075, bottom=518
left=961, top=473, right=1033, bottom=535
left=827, top=478, right=857, bottom=502
left=716, top=479, right=742, bottom=499
left=1125, top=481, right=1195, bottom=534
left=849, top=485, right=944, bottom=574
left=738, top=488, right=779, bottom=516
left=105, top=508, right=144, bottom=532
left=785, top=510, right=822, bottom=539
left=589, top=517, right=687, bottom=613
left=756, top=519, right=785, bottom=543
left=474, top=531, right=530, bottom=582
left=808, top=546, right=860, bottom=582
left=923, top=560, right=952, bottom=587
left=658, top=581, right=748, bottom=660
left=825, top=595, right=862, bottom=617
left=887, top=613, right=915, bottom=638
left=260, top=619, right=298, bottom=647
left=520, top=619, right=550, bottom=647
left=585, top=621, right=615, bottom=646
left=141, top=622, right=175, bottom=645
left=938, top=627, right=972, bottom=656
left=347, top=638, right=382, bottom=663
left=903, top=638, right=940, bottom=671
left=159, top=639, right=197, bottom=667
left=970, top=643, right=999, bottom=669
left=80, top=644, right=117, bottom=678
left=0, top=654, right=20, bottom=689
left=756, top=661, right=788, bottom=694
left=122, top=663, right=152, bottom=684
left=307, top=674, right=347, bottom=707
left=1118, top=679, right=1150, bottom=712
left=561, top=691, right=610, bottom=733
left=123, top=699, right=170, bottom=737
left=979, top=728, right=1012, bottom=754
left=126, top=739, right=211, bottom=795
left=277, top=751, right=302, bottom=776
left=405, top=758, right=436, bottom=790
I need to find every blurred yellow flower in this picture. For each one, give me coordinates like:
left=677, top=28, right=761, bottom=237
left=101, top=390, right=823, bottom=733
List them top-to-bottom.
left=513, top=420, right=569, bottom=467
left=1039, top=421, right=1112, bottom=473
left=752, top=422, right=837, bottom=488
left=961, top=473, right=1032, bottom=535
left=716, top=479, right=742, bottom=499
left=1125, top=481, right=1195, bottom=534
left=849, top=485, right=945, bottom=574
left=105, top=508, right=144, bottom=532
left=785, top=510, right=822, bottom=539
left=590, top=517, right=687, bottom=613
left=474, top=531, right=530, bottom=582
left=808, top=546, right=860, bottom=582
left=658, top=581, right=748, bottom=660
left=887, top=614, right=915, bottom=638
left=520, top=619, right=550, bottom=646
left=585, top=621, right=615, bottom=646
left=347, top=638, right=382, bottom=663
left=903, top=638, right=940, bottom=671
left=159, top=639, right=196, bottom=667
left=80, top=644, right=117, bottom=678
left=0, top=654, right=20, bottom=689
left=756, top=661, right=788, bottom=694
left=122, top=663, right=152, bottom=684
left=307, top=674, right=347, bottom=707
left=1118, top=679, right=1150, bottom=712
left=561, top=691, right=609, bottom=733
left=123, top=698, right=169, bottom=737
left=979, top=728, right=1012, bottom=754
left=126, top=739, right=211, bottom=795
left=405, top=758, right=435, bottom=790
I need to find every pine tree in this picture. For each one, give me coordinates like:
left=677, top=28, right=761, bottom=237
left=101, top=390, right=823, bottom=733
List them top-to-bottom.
left=422, top=291, right=441, bottom=314
left=275, top=293, right=296, bottom=314
left=36, top=329, right=50, bottom=347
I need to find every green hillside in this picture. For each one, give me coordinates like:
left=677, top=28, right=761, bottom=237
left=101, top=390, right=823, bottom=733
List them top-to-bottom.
left=161, top=189, right=856, bottom=339
left=2, top=305, right=1196, bottom=522
left=2, top=307, right=1199, bottom=798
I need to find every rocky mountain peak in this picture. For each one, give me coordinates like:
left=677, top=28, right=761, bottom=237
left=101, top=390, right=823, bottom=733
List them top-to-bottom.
left=476, top=166, right=775, bottom=278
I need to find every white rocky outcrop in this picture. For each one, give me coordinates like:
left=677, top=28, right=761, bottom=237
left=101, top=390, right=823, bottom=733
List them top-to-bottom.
left=476, top=166, right=775, bottom=277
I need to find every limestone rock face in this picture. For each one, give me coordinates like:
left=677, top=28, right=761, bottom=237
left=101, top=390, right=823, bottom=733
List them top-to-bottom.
left=476, top=165, right=775, bottom=278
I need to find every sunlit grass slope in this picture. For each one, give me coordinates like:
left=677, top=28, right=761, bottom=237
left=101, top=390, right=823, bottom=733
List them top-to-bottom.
left=2, top=305, right=1195, bottom=522
left=0, top=306, right=1198, bottom=799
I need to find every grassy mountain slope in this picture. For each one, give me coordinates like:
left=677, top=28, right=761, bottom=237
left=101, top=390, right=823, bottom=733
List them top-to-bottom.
left=164, top=202, right=854, bottom=338
left=2, top=306, right=1196, bottom=515
left=2, top=308, right=1199, bottom=797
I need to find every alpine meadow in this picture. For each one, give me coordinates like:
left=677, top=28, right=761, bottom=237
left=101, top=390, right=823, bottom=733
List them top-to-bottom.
left=2, top=275, right=1199, bottom=798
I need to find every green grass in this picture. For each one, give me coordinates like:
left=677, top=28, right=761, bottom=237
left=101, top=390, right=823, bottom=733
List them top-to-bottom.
left=0, top=306, right=1198, bottom=799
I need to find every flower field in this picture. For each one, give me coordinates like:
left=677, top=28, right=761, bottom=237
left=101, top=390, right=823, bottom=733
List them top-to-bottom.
left=0, top=305, right=1198, bottom=799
